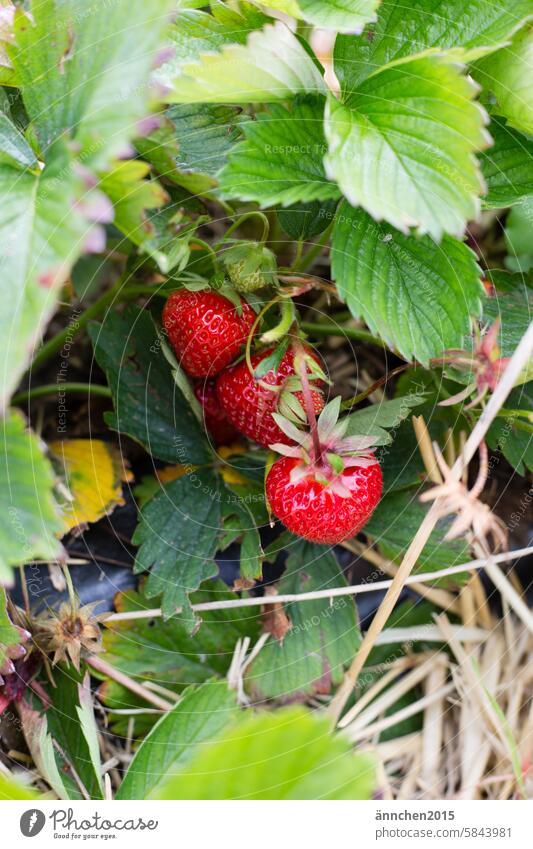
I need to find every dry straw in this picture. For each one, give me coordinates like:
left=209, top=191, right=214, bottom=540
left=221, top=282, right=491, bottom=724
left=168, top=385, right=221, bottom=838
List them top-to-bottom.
left=328, top=320, right=533, bottom=723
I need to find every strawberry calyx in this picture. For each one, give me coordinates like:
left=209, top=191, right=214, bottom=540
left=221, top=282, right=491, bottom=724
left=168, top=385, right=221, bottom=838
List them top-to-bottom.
left=270, top=396, right=379, bottom=498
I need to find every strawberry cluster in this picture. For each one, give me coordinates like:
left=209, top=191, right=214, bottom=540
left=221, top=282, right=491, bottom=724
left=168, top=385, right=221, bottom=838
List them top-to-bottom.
left=163, top=290, right=382, bottom=544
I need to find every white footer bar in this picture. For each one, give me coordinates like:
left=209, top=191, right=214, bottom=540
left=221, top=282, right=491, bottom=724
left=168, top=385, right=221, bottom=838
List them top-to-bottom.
left=3, top=799, right=529, bottom=848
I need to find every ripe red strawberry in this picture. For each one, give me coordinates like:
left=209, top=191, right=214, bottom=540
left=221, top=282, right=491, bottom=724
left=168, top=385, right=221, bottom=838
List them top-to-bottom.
left=162, top=290, right=255, bottom=378
left=216, top=346, right=325, bottom=448
left=194, top=380, right=240, bottom=446
left=265, top=397, right=382, bottom=544
left=266, top=455, right=382, bottom=544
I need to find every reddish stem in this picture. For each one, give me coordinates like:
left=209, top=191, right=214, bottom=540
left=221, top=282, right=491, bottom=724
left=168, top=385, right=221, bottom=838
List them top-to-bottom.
left=292, top=338, right=323, bottom=464
left=342, top=363, right=412, bottom=409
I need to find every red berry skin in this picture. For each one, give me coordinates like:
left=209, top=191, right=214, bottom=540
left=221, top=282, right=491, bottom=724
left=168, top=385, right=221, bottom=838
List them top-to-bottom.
left=162, top=290, right=255, bottom=378
left=216, top=347, right=324, bottom=448
left=194, top=381, right=240, bottom=446
left=266, top=456, right=383, bottom=545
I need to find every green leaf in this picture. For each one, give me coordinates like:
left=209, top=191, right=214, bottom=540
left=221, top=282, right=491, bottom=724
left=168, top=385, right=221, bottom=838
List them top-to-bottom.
left=8, top=0, right=174, bottom=168
left=260, top=0, right=379, bottom=33
left=300, top=0, right=379, bottom=31
left=334, top=0, right=533, bottom=91
left=163, top=3, right=271, bottom=65
left=158, top=19, right=326, bottom=104
left=475, top=25, right=533, bottom=137
left=325, top=56, right=488, bottom=240
left=220, top=97, right=339, bottom=206
left=136, top=103, right=246, bottom=195
left=0, top=110, right=37, bottom=169
left=481, top=119, right=533, bottom=208
left=0, top=141, right=111, bottom=409
left=98, top=161, right=168, bottom=252
left=504, top=196, right=533, bottom=273
left=277, top=198, right=338, bottom=239
left=143, top=200, right=204, bottom=274
left=332, top=204, right=484, bottom=363
left=70, top=254, right=114, bottom=301
left=485, top=268, right=533, bottom=293
left=483, top=286, right=533, bottom=357
left=89, top=306, right=210, bottom=466
left=253, top=340, right=290, bottom=379
left=487, top=383, right=533, bottom=474
left=344, top=393, right=429, bottom=445
left=377, top=399, right=459, bottom=493
left=0, top=411, right=63, bottom=583
left=488, top=418, right=533, bottom=475
left=132, top=470, right=222, bottom=626
left=365, top=489, right=471, bottom=584
left=221, top=495, right=264, bottom=582
left=247, top=542, right=360, bottom=700
left=98, top=581, right=259, bottom=734
left=102, top=583, right=259, bottom=684
left=0, top=587, right=22, bottom=670
left=44, top=669, right=104, bottom=800
left=118, top=683, right=238, bottom=800
left=18, top=699, right=70, bottom=799
left=154, top=707, right=375, bottom=799
left=0, top=773, right=38, bottom=801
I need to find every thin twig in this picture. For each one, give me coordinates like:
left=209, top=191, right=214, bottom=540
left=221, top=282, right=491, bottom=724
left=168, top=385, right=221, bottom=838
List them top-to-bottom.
left=412, top=415, right=443, bottom=484
left=343, top=538, right=461, bottom=614
left=104, top=545, right=533, bottom=623
left=480, top=547, right=533, bottom=634
left=375, top=624, right=488, bottom=646
left=340, top=653, right=446, bottom=730
left=86, top=655, right=173, bottom=711
left=344, top=683, right=455, bottom=744
left=104, top=773, right=113, bottom=801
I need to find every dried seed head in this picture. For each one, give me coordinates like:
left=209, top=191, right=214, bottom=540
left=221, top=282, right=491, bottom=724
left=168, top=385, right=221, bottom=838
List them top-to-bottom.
left=34, top=599, right=107, bottom=671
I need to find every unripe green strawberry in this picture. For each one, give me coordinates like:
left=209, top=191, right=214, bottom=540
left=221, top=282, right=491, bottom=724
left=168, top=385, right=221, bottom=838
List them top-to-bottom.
left=221, top=241, right=277, bottom=293
left=227, top=260, right=265, bottom=292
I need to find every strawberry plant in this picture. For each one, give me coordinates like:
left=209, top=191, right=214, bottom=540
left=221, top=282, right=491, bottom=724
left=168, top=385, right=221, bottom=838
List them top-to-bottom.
left=0, top=0, right=532, bottom=804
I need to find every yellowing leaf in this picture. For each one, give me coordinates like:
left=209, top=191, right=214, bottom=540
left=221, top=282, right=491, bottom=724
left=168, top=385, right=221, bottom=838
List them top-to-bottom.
left=50, top=440, right=132, bottom=534
left=218, top=443, right=248, bottom=485
left=156, top=465, right=193, bottom=484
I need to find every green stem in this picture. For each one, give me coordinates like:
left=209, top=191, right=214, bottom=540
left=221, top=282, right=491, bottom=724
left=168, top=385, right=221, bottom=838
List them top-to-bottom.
left=296, top=19, right=313, bottom=41
left=218, top=211, right=270, bottom=246
left=292, top=220, right=335, bottom=273
left=190, top=237, right=218, bottom=269
left=291, top=238, right=304, bottom=270
left=30, top=278, right=163, bottom=372
left=244, top=294, right=283, bottom=376
left=261, top=298, right=296, bottom=344
left=300, top=321, right=384, bottom=348
left=341, top=364, right=413, bottom=409
left=12, top=382, right=112, bottom=405
left=496, top=407, right=533, bottom=421
left=62, top=565, right=77, bottom=607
